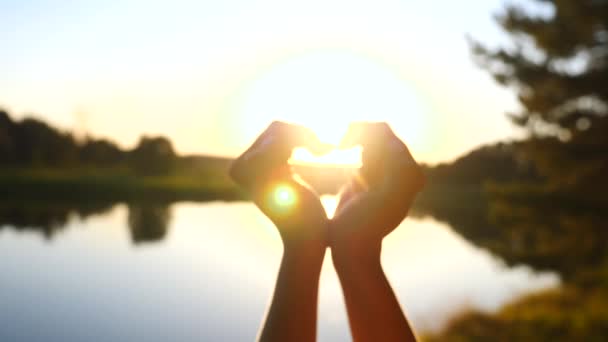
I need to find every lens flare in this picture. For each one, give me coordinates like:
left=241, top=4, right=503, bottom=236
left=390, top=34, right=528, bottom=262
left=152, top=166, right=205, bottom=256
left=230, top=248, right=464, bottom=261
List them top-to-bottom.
left=273, top=184, right=297, bottom=208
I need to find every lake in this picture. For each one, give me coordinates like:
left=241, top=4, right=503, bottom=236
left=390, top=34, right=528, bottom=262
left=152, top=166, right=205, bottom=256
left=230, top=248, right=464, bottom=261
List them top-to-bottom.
left=0, top=197, right=559, bottom=341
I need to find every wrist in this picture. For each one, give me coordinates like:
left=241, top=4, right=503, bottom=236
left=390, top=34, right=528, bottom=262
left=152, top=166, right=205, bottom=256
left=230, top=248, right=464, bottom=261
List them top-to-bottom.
left=331, top=242, right=382, bottom=277
left=282, top=243, right=326, bottom=270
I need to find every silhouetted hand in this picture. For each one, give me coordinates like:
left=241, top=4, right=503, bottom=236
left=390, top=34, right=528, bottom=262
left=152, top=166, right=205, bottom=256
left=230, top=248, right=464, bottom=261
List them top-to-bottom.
left=230, top=121, right=331, bottom=252
left=331, top=121, right=425, bottom=264
left=230, top=122, right=332, bottom=342
left=329, top=122, right=424, bottom=342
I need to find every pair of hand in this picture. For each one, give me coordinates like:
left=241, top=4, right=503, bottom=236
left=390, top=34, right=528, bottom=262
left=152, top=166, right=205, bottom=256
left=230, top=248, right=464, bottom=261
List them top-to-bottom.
left=229, top=121, right=425, bottom=264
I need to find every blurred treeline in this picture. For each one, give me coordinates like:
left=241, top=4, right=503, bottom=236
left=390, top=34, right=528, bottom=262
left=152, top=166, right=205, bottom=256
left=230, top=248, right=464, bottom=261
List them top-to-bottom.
left=426, top=0, right=608, bottom=340
left=0, top=108, right=373, bottom=200
left=0, top=109, right=242, bottom=201
left=0, top=109, right=172, bottom=173
left=0, top=110, right=221, bottom=176
left=0, top=110, right=242, bottom=244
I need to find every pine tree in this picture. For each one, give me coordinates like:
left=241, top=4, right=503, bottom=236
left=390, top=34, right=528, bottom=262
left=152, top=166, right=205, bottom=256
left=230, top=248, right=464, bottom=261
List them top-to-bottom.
left=471, top=0, right=608, bottom=192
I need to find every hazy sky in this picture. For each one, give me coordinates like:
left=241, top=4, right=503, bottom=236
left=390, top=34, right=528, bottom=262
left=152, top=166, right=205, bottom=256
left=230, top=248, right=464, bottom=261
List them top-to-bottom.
left=1, top=0, right=536, bottom=164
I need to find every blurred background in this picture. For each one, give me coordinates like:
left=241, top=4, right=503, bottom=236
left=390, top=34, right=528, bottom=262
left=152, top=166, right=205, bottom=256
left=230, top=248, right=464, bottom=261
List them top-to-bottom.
left=1, top=0, right=607, bottom=340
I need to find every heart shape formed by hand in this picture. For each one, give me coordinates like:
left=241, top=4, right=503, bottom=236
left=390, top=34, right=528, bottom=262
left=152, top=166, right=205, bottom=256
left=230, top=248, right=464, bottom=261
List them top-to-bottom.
left=231, top=121, right=401, bottom=194
left=286, top=121, right=394, bottom=168
left=282, top=122, right=398, bottom=195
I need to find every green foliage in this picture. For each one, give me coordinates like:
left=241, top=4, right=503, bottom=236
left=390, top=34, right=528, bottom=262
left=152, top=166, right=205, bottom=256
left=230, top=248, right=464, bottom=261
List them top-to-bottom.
left=471, top=0, right=608, bottom=190
left=471, top=0, right=608, bottom=133
left=432, top=1, right=608, bottom=340
left=0, top=109, right=178, bottom=175
left=0, top=111, right=79, bottom=166
left=522, top=118, right=608, bottom=191
left=129, top=135, right=176, bottom=176
left=79, top=137, right=124, bottom=166
left=425, top=142, right=540, bottom=186
left=0, top=167, right=242, bottom=202
left=485, top=185, right=607, bottom=282
left=425, top=285, right=608, bottom=342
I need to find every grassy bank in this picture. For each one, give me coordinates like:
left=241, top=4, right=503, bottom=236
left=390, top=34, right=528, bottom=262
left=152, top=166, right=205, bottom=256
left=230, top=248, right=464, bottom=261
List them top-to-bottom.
left=0, top=167, right=245, bottom=202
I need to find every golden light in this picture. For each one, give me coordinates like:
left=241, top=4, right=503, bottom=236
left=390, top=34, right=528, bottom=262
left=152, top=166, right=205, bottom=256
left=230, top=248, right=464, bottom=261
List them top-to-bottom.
left=236, top=50, right=430, bottom=166
left=290, top=146, right=362, bottom=167
left=272, top=184, right=297, bottom=209
left=320, top=195, right=339, bottom=219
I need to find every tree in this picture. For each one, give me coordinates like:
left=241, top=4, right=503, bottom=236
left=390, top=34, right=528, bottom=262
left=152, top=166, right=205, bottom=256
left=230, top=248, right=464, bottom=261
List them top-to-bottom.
left=468, top=0, right=608, bottom=271
left=471, top=0, right=608, bottom=192
left=430, top=2, right=608, bottom=339
left=0, top=110, right=15, bottom=164
left=13, top=117, right=78, bottom=166
left=129, top=136, right=176, bottom=176
left=79, top=137, right=124, bottom=166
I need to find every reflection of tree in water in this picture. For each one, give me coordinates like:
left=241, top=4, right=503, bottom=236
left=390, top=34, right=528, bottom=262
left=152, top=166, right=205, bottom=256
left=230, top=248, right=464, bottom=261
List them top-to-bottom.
left=410, top=186, right=507, bottom=253
left=414, top=186, right=608, bottom=284
left=423, top=190, right=608, bottom=341
left=484, top=194, right=607, bottom=283
left=0, top=200, right=173, bottom=245
left=0, top=201, right=114, bottom=239
left=127, top=203, right=171, bottom=244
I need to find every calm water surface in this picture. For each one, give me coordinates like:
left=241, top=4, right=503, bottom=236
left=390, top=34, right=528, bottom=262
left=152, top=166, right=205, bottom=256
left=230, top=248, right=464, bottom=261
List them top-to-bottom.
left=0, top=197, right=558, bottom=341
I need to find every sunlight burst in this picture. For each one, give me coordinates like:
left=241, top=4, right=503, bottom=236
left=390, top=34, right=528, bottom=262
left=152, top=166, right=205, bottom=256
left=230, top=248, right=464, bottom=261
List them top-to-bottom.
left=237, top=50, right=429, bottom=166
left=290, top=147, right=362, bottom=167
left=273, top=184, right=297, bottom=208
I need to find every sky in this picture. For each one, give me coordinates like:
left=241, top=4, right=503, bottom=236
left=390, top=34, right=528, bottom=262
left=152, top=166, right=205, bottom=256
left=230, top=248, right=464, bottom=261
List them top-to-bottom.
left=0, top=0, right=537, bottom=164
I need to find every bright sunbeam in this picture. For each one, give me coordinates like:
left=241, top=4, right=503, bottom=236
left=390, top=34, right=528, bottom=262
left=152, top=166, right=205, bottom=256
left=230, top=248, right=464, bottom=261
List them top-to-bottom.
left=236, top=50, right=429, bottom=166
left=290, top=146, right=362, bottom=167
left=266, top=183, right=298, bottom=216
left=274, top=185, right=297, bottom=207
left=320, top=195, right=340, bottom=219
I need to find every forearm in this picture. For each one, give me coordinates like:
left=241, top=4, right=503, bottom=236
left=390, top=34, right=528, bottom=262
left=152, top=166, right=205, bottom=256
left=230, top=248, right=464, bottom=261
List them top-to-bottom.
left=258, top=246, right=326, bottom=342
left=333, top=251, right=417, bottom=342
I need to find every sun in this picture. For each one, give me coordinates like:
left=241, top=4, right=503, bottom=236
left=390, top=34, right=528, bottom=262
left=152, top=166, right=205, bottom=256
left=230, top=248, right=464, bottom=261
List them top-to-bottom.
left=235, top=50, right=428, bottom=166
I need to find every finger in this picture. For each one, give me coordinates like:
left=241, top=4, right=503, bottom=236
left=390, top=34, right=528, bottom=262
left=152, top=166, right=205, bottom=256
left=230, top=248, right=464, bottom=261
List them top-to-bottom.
left=269, top=121, right=332, bottom=155
left=243, top=122, right=332, bottom=170
left=245, top=122, right=307, bottom=161
left=339, top=122, right=393, bottom=150
left=339, top=122, right=395, bottom=172
left=341, top=122, right=421, bottom=185
left=232, top=123, right=292, bottom=181
left=386, top=136, right=417, bottom=168
left=334, top=178, right=366, bottom=215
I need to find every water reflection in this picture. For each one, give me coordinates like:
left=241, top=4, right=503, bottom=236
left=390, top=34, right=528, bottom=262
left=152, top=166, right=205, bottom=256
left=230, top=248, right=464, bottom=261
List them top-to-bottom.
left=0, top=197, right=559, bottom=340
left=0, top=201, right=173, bottom=245
left=0, top=201, right=114, bottom=239
left=127, top=203, right=171, bottom=244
